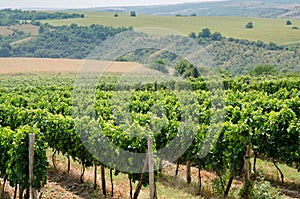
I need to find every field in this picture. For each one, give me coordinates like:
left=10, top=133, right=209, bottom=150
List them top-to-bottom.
left=1, top=7, right=300, bottom=199
left=41, top=12, right=300, bottom=44
left=0, top=24, right=39, bottom=36
left=0, top=58, right=144, bottom=74
left=0, top=69, right=299, bottom=199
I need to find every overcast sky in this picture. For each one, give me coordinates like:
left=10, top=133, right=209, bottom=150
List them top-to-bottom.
left=0, top=0, right=223, bottom=9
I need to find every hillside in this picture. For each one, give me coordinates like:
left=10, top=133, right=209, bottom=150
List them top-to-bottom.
left=75, top=0, right=300, bottom=19
left=1, top=9, right=300, bottom=75
left=41, top=12, right=300, bottom=44
left=1, top=23, right=300, bottom=75
left=112, top=30, right=300, bottom=75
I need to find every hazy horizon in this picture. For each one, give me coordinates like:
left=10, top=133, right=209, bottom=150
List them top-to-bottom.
left=0, top=0, right=225, bottom=9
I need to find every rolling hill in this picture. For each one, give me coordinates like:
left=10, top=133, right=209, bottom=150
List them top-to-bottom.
left=73, top=0, right=300, bottom=19
left=41, top=12, right=300, bottom=44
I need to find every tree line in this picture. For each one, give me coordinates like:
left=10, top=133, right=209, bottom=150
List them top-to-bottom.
left=0, top=9, right=84, bottom=26
left=3, top=23, right=132, bottom=59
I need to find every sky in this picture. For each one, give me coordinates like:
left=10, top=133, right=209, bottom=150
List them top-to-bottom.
left=0, top=0, right=222, bottom=9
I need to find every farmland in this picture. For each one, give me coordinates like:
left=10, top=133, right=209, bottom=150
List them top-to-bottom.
left=0, top=5, right=300, bottom=199
left=42, top=12, right=300, bottom=44
left=0, top=58, right=143, bottom=74
left=0, top=69, right=300, bottom=198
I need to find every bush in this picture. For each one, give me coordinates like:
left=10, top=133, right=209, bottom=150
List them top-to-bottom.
left=130, top=11, right=136, bottom=17
left=286, top=20, right=292, bottom=25
left=246, top=22, right=254, bottom=29
left=198, top=28, right=211, bottom=38
left=211, top=32, right=223, bottom=41
left=250, top=65, right=277, bottom=76
left=252, top=181, right=282, bottom=199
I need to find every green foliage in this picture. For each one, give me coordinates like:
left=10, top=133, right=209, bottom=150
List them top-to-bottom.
left=0, top=9, right=84, bottom=26
left=130, top=11, right=136, bottom=17
left=286, top=20, right=292, bottom=25
left=246, top=21, right=254, bottom=29
left=10, top=24, right=131, bottom=59
left=0, top=28, right=31, bottom=52
left=189, top=28, right=224, bottom=43
left=199, top=28, right=211, bottom=38
left=188, top=32, right=196, bottom=38
left=211, top=32, right=223, bottom=41
left=197, top=36, right=293, bottom=75
left=0, top=43, right=11, bottom=57
left=149, top=59, right=169, bottom=73
left=174, top=59, right=199, bottom=78
left=250, top=65, right=277, bottom=76
left=0, top=73, right=299, bottom=197
left=0, top=126, right=48, bottom=191
left=239, top=180, right=254, bottom=199
left=252, top=180, right=282, bottom=199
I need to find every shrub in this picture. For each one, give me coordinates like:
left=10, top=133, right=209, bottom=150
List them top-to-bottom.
left=130, top=11, right=136, bottom=17
left=246, top=22, right=254, bottom=29
left=250, top=65, right=277, bottom=76
left=252, top=181, right=282, bottom=199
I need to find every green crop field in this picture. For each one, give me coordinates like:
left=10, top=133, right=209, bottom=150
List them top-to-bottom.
left=41, top=12, right=300, bottom=44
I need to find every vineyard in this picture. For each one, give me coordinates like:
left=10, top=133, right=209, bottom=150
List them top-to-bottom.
left=0, top=73, right=299, bottom=198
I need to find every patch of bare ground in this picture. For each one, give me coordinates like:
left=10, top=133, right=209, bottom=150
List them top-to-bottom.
left=0, top=58, right=150, bottom=75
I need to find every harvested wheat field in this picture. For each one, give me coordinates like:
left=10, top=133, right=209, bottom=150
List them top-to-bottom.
left=0, top=58, right=151, bottom=74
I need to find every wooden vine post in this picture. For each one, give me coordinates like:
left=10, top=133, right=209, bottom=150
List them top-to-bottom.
left=29, top=134, right=37, bottom=199
left=148, top=138, right=157, bottom=199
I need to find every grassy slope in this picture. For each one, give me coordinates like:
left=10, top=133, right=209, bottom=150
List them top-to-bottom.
left=41, top=12, right=300, bottom=44
left=0, top=24, right=39, bottom=36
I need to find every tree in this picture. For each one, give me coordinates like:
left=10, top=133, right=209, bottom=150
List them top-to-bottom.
left=130, top=11, right=136, bottom=17
left=286, top=20, right=292, bottom=25
left=245, top=22, right=253, bottom=29
left=198, top=28, right=211, bottom=38
left=188, top=32, right=196, bottom=39
left=211, top=32, right=223, bottom=41
left=0, top=42, right=12, bottom=57
left=0, top=46, right=11, bottom=57
left=174, top=59, right=199, bottom=78
left=250, top=65, right=277, bottom=76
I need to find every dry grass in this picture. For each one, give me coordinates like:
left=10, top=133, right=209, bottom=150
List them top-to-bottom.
left=0, top=24, right=39, bottom=36
left=0, top=27, right=13, bottom=36
left=0, top=58, right=149, bottom=74
left=2, top=148, right=300, bottom=198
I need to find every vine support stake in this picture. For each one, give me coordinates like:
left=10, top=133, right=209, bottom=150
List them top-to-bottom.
left=29, top=134, right=37, bottom=199
left=148, top=138, right=157, bottom=199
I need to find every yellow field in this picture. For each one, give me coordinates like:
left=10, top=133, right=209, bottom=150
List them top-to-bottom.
left=42, top=12, right=300, bottom=44
left=0, top=58, right=147, bottom=74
